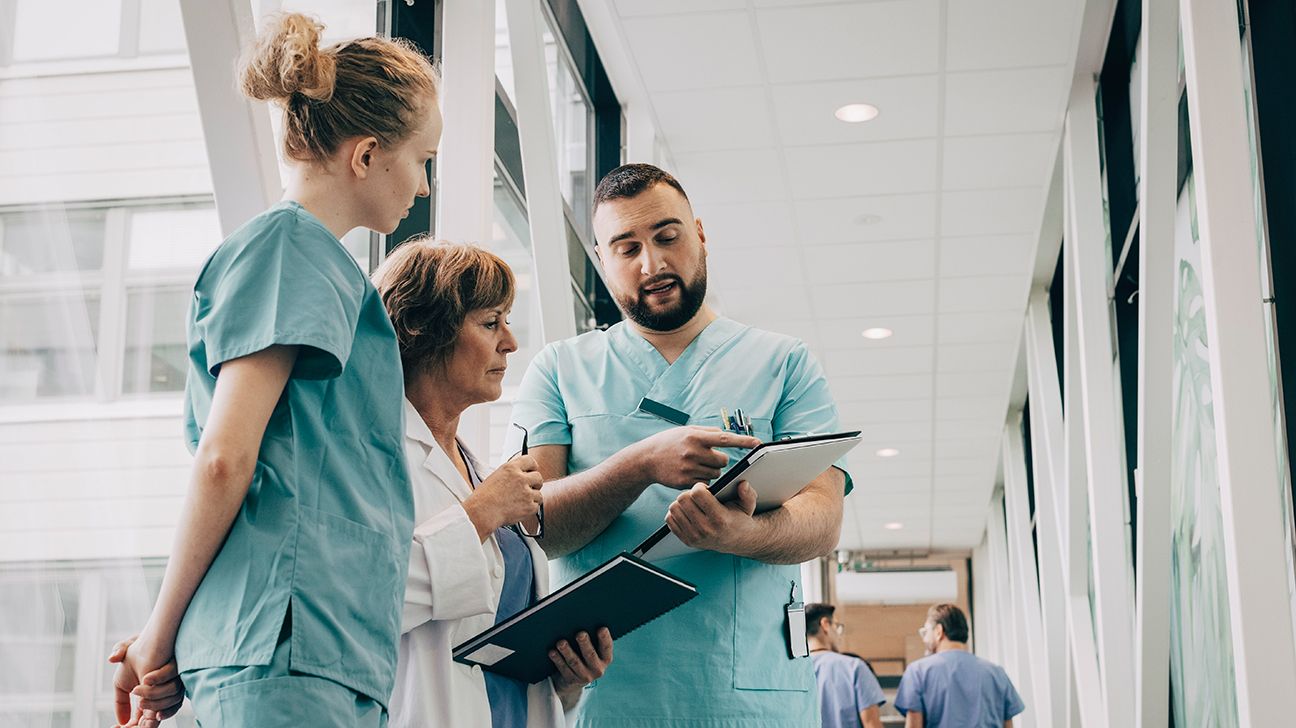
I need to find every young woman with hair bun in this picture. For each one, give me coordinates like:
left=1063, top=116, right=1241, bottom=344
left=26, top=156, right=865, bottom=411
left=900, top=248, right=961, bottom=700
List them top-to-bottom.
left=108, top=14, right=440, bottom=727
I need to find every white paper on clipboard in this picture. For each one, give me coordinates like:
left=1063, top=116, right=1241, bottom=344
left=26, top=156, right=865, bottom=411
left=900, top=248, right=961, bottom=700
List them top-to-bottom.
left=633, top=432, right=862, bottom=562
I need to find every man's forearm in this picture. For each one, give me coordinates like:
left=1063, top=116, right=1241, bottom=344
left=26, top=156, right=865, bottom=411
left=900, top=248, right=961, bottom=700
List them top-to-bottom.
left=538, top=447, right=651, bottom=557
left=732, top=469, right=845, bottom=564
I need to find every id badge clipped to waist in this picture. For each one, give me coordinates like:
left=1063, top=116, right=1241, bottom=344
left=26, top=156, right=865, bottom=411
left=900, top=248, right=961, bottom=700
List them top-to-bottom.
left=784, top=580, right=808, bottom=659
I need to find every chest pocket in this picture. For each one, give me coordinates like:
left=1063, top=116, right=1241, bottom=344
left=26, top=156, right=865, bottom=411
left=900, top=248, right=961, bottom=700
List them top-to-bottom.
left=733, top=560, right=814, bottom=692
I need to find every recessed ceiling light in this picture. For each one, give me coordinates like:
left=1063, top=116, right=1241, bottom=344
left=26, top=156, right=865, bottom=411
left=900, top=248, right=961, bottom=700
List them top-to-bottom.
left=835, top=103, right=880, bottom=123
left=853, top=213, right=884, bottom=226
left=862, top=327, right=893, bottom=340
left=876, top=447, right=900, bottom=458
left=884, top=522, right=905, bottom=530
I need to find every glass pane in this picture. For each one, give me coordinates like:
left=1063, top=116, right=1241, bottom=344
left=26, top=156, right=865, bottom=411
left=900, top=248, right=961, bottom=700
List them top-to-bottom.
left=12, top=0, right=122, bottom=62
left=138, top=0, right=187, bottom=54
left=495, top=0, right=515, bottom=100
left=259, top=1, right=377, bottom=42
left=544, top=26, right=591, bottom=224
left=126, top=205, right=220, bottom=270
left=0, top=208, right=108, bottom=277
left=341, top=228, right=372, bottom=271
left=121, top=287, right=190, bottom=395
left=0, top=293, right=101, bottom=402
left=100, top=568, right=163, bottom=693
left=0, top=577, right=78, bottom=696
left=0, top=712, right=71, bottom=728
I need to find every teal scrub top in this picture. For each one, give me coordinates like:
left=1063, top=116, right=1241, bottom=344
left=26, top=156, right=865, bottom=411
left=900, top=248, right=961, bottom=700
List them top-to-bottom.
left=176, top=201, right=414, bottom=707
left=511, top=317, right=852, bottom=728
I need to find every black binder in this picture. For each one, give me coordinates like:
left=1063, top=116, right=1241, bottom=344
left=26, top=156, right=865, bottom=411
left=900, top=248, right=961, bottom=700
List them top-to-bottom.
left=451, top=552, right=698, bottom=684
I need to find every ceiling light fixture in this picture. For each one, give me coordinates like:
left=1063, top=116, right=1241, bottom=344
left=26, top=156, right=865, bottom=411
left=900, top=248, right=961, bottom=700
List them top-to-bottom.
left=835, top=103, right=880, bottom=123
left=853, top=213, right=884, bottom=226
left=862, top=327, right=893, bottom=340
left=875, top=447, right=900, bottom=458
left=884, top=522, right=905, bottom=530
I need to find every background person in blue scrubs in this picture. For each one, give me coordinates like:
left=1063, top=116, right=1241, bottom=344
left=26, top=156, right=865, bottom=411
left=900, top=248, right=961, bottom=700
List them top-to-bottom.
left=107, top=14, right=438, bottom=728
left=511, top=164, right=851, bottom=727
left=806, top=603, right=886, bottom=728
left=895, top=604, right=1024, bottom=728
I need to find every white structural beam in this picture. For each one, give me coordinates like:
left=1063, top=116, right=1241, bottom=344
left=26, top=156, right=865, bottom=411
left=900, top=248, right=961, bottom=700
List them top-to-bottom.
left=179, top=0, right=281, bottom=236
left=434, top=0, right=498, bottom=456
left=435, top=0, right=496, bottom=245
left=504, top=0, right=578, bottom=344
left=1135, top=0, right=1177, bottom=725
left=1181, top=0, right=1296, bottom=722
left=1063, top=76, right=1137, bottom=726
left=1061, top=179, right=1111, bottom=728
left=1023, top=293, right=1074, bottom=728
left=1001, top=417, right=1051, bottom=726
left=985, top=493, right=1018, bottom=682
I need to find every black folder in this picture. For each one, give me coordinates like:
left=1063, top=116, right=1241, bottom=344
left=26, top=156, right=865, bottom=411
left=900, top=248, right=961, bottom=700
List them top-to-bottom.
left=451, top=552, right=698, bottom=684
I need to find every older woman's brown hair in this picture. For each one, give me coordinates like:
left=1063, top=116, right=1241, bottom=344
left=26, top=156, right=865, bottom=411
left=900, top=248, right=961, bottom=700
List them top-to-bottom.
left=373, top=236, right=516, bottom=377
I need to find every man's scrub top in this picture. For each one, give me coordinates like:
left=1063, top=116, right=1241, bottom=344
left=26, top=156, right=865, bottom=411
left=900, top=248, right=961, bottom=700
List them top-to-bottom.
left=176, top=201, right=414, bottom=706
left=511, top=317, right=852, bottom=727
left=894, top=650, right=1025, bottom=728
left=811, top=651, right=886, bottom=728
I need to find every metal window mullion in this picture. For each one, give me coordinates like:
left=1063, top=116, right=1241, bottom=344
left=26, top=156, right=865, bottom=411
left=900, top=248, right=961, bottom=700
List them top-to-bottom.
left=504, top=0, right=577, bottom=343
left=1135, top=0, right=1178, bottom=725
left=1181, top=0, right=1296, bottom=721
left=1064, top=76, right=1138, bottom=725
left=1062, top=175, right=1108, bottom=728
left=96, top=208, right=130, bottom=403
left=1024, top=293, right=1073, bottom=727
left=1002, top=416, right=1053, bottom=724
left=985, top=493, right=1018, bottom=679
left=70, top=571, right=106, bottom=727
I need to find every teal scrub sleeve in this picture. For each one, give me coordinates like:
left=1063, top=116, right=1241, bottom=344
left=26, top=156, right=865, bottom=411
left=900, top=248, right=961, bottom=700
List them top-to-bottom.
left=194, top=225, right=363, bottom=380
left=774, top=342, right=854, bottom=494
left=510, top=345, right=572, bottom=447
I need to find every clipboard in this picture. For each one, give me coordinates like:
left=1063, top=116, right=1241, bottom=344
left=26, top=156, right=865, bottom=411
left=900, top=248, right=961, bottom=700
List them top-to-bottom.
left=632, top=431, right=862, bottom=561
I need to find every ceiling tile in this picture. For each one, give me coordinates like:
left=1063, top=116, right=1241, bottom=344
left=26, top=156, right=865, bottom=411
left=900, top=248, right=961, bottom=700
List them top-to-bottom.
left=615, top=0, right=747, bottom=17
left=755, top=0, right=940, bottom=83
left=946, top=0, right=1078, bottom=71
left=621, top=12, right=763, bottom=91
left=944, top=67, right=1070, bottom=136
left=769, top=75, right=940, bottom=145
left=652, top=87, right=777, bottom=152
left=941, top=133, right=1058, bottom=190
left=785, top=139, right=939, bottom=198
left=672, top=148, right=789, bottom=203
left=941, top=188, right=1043, bottom=236
left=794, top=194, right=938, bottom=244
left=699, top=201, right=796, bottom=248
left=939, top=234, right=1035, bottom=278
left=802, top=240, right=936, bottom=284
left=707, top=244, right=805, bottom=286
left=938, top=275, right=1029, bottom=313
left=812, top=279, right=936, bottom=316
left=711, top=284, right=812, bottom=319
left=937, top=311, right=1024, bottom=344
left=816, top=314, right=936, bottom=349
left=757, top=318, right=821, bottom=346
left=935, top=342, right=1019, bottom=372
left=824, top=346, right=934, bottom=377
left=937, top=370, right=1011, bottom=398
left=831, top=374, right=934, bottom=402
left=935, top=396, right=1008, bottom=421
left=838, top=399, right=932, bottom=424
left=937, top=418, right=1004, bottom=439
left=851, top=420, right=933, bottom=442
left=934, top=437, right=1001, bottom=459
left=849, top=455, right=932, bottom=478
left=935, top=456, right=997, bottom=477
left=853, top=475, right=931, bottom=493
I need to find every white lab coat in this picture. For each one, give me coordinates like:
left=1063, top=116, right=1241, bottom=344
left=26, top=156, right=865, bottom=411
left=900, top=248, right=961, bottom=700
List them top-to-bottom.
left=390, top=399, right=567, bottom=728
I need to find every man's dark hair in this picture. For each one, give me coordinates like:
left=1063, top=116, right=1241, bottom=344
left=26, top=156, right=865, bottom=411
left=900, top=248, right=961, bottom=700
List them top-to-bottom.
left=592, top=163, right=690, bottom=217
left=806, top=602, right=835, bottom=636
left=928, top=603, right=969, bottom=643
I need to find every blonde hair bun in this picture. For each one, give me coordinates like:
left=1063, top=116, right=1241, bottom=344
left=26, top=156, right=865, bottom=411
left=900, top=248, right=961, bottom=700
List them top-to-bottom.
left=239, top=12, right=337, bottom=104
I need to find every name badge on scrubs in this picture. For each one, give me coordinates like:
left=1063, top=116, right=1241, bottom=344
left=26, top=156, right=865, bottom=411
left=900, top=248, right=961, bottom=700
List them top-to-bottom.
left=785, top=581, right=808, bottom=660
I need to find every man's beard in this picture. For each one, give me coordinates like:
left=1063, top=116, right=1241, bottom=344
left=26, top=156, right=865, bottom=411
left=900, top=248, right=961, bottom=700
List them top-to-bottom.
left=618, top=263, right=708, bottom=332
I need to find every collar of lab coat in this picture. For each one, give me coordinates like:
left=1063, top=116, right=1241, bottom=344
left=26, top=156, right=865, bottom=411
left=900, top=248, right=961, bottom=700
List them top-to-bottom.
left=403, top=398, right=487, bottom=505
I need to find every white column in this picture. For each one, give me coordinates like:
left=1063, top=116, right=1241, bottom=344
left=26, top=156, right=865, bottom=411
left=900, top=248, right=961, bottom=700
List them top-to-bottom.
left=179, top=0, right=282, bottom=236
left=504, top=0, right=578, bottom=344
left=1135, top=0, right=1177, bottom=725
left=1181, top=0, right=1296, bottom=721
left=1063, top=76, right=1137, bottom=726
left=1061, top=189, right=1108, bottom=728
left=1023, top=294, right=1074, bottom=728
left=1002, top=417, right=1051, bottom=725
left=985, top=495, right=1019, bottom=681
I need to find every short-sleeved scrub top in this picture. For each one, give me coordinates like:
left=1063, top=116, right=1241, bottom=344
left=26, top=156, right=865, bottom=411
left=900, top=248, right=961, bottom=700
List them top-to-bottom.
left=176, top=201, right=414, bottom=707
left=510, top=317, right=852, bottom=728
left=894, top=650, right=1025, bottom=728
left=811, top=651, right=887, bottom=728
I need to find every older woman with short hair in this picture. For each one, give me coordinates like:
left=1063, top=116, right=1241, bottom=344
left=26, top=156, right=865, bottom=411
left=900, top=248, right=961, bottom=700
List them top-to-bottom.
left=374, top=237, right=612, bottom=728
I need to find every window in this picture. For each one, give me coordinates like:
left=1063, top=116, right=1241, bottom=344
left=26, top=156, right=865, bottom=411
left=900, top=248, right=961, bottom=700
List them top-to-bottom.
left=0, top=199, right=220, bottom=405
